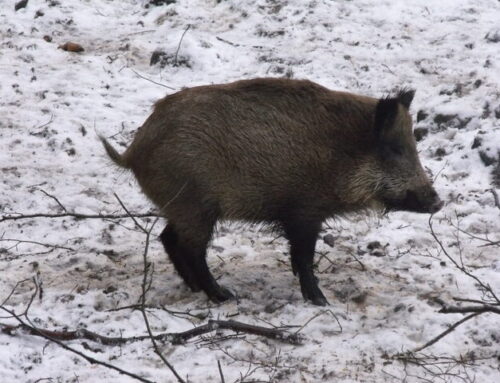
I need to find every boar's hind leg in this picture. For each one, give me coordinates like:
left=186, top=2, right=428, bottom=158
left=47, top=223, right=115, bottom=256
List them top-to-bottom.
left=168, top=214, right=234, bottom=303
left=283, top=221, right=328, bottom=306
left=160, top=224, right=201, bottom=292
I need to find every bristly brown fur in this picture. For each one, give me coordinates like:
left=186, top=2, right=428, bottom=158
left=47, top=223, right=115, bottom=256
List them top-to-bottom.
left=101, top=78, right=441, bottom=305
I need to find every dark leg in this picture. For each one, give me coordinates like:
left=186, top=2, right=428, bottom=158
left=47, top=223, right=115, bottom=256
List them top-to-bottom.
left=165, top=210, right=233, bottom=303
left=283, top=220, right=328, bottom=306
left=160, top=224, right=201, bottom=292
left=177, top=238, right=234, bottom=303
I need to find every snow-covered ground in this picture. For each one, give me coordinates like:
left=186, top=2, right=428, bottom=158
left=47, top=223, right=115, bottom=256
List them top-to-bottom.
left=1, top=0, right=499, bottom=382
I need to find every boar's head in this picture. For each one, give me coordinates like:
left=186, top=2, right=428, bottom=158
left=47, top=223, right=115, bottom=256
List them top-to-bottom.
left=371, top=90, right=443, bottom=214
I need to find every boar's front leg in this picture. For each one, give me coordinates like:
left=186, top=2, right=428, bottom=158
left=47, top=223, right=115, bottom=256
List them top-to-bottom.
left=283, top=220, right=328, bottom=306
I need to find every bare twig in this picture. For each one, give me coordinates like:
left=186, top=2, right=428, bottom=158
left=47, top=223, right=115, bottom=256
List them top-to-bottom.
left=174, top=25, right=191, bottom=66
left=216, top=36, right=240, bottom=47
left=382, top=64, right=395, bottom=75
left=129, top=68, right=175, bottom=90
left=34, top=114, right=54, bottom=130
left=38, top=189, right=67, bottom=212
left=490, top=189, right=500, bottom=210
left=429, top=215, right=499, bottom=304
left=0, top=238, right=75, bottom=252
left=1, top=278, right=32, bottom=306
left=453, top=296, right=498, bottom=305
left=439, top=305, right=500, bottom=315
left=294, top=310, right=342, bottom=335
left=412, top=312, right=481, bottom=353
left=217, top=360, right=225, bottom=383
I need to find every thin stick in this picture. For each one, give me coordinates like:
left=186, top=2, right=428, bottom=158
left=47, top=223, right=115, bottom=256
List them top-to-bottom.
left=174, top=25, right=191, bottom=66
left=129, top=68, right=175, bottom=90
left=38, top=189, right=67, bottom=212
left=490, top=189, right=500, bottom=210
left=1, top=238, right=74, bottom=252
left=294, top=310, right=342, bottom=335
left=412, top=312, right=481, bottom=352
left=217, top=360, right=225, bottom=383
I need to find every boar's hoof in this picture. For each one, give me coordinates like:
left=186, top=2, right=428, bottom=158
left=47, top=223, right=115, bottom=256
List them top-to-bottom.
left=206, top=285, right=234, bottom=303
left=301, top=286, right=329, bottom=306
left=309, top=294, right=329, bottom=306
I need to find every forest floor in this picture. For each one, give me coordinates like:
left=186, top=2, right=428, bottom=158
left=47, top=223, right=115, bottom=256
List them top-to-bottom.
left=1, top=1, right=499, bottom=382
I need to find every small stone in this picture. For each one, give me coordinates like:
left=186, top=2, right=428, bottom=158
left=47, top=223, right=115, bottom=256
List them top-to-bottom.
left=15, top=0, right=28, bottom=11
left=485, top=29, right=500, bottom=43
left=43, top=35, right=52, bottom=42
left=150, top=50, right=166, bottom=66
left=494, top=106, right=500, bottom=119
left=416, top=110, right=428, bottom=122
left=434, top=113, right=456, bottom=125
left=413, top=127, right=428, bottom=142
left=471, top=136, right=482, bottom=149
left=435, top=147, right=446, bottom=157
left=479, top=151, right=497, bottom=167
left=492, top=162, right=500, bottom=188
left=322, top=234, right=335, bottom=248
left=367, top=241, right=381, bottom=250
left=367, top=241, right=386, bottom=257
left=212, top=245, right=225, bottom=253
left=370, top=249, right=385, bottom=257
left=103, top=285, right=117, bottom=294
left=351, top=292, right=367, bottom=304
left=394, top=303, right=406, bottom=312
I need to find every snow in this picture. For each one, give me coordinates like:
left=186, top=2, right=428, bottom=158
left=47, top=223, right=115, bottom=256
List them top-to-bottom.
left=1, top=0, right=499, bottom=382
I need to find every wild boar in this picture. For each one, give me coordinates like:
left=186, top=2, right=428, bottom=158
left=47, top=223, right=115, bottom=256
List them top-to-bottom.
left=101, top=78, right=443, bottom=306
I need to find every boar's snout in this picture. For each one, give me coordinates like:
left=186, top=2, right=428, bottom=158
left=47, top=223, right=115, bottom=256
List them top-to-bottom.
left=382, top=182, right=443, bottom=214
left=400, top=186, right=443, bottom=214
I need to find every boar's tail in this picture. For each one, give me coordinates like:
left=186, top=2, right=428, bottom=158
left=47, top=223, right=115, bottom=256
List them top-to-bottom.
left=99, top=136, right=130, bottom=168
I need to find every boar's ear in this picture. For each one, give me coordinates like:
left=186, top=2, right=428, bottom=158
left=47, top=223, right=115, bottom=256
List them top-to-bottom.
left=397, top=88, right=415, bottom=109
left=374, top=97, right=399, bottom=140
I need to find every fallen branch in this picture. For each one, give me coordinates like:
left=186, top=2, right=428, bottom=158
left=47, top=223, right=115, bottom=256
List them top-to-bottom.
left=0, top=211, right=160, bottom=222
left=439, top=304, right=500, bottom=315
left=0, top=319, right=302, bottom=346
left=170, top=319, right=302, bottom=345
